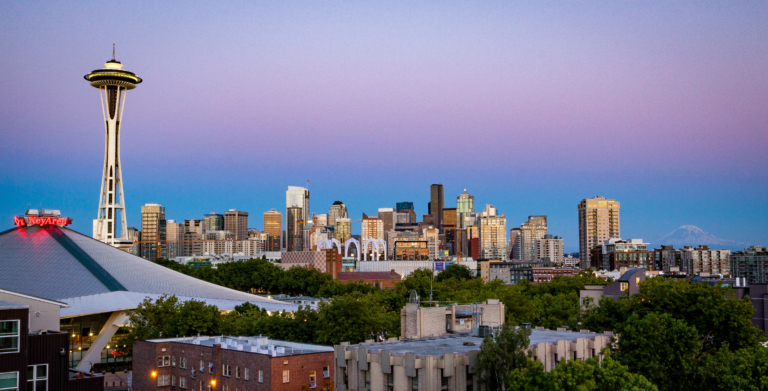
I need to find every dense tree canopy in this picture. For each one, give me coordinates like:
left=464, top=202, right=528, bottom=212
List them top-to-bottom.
left=142, top=258, right=768, bottom=390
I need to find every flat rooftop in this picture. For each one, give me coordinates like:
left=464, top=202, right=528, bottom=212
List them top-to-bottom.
left=352, top=330, right=607, bottom=356
left=146, top=336, right=333, bottom=357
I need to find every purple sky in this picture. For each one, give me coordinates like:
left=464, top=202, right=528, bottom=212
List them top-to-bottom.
left=1, top=1, right=767, bottom=251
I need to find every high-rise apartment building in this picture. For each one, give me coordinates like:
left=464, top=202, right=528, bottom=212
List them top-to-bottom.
left=429, top=184, right=444, bottom=230
left=286, top=186, right=310, bottom=224
left=457, top=189, right=475, bottom=229
left=578, top=196, right=620, bottom=269
left=328, top=201, right=347, bottom=226
left=396, top=202, right=416, bottom=224
left=140, top=203, right=166, bottom=260
left=479, top=205, right=507, bottom=260
left=286, top=206, right=304, bottom=252
left=378, top=208, right=396, bottom=233
left=224, top=209, right=248, bottom=241
left=264, top=209, right=282, bottom=251
left=204, top=212, right=224, bottom=232
left=313, top=213, right=328, bottom=227
left=361, top=215, right=384, bottom=241
left=521, top=216, right=548, bottom=261
left=334, top=217, right=352, bottom=244
left=184, top=219, right=205, bottom=235
left=166, top=220, right=184, bottom=259
left=422, top=226, right=440, bottom=260
left=510, top=228, right=522, bottom=260
left=536, top=234, right=564, bottom=264
left=680, top=246, right=730, bottom=277
left=731, top=246, right=768, bottom=283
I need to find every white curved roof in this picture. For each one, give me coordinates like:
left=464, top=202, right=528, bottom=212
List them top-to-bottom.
left=0, top=225, right=297, bottom=317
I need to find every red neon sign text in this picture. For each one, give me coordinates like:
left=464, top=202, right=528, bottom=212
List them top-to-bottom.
left=14, top=216, right=72, bottom=227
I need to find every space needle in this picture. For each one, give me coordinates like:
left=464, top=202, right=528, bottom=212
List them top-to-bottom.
left=84, top=47, right=142, bottom=248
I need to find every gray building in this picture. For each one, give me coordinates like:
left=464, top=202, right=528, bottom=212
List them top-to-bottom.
left=204, top=212, right=224, bottom=232
left=731, top=246, right=768, bottom=283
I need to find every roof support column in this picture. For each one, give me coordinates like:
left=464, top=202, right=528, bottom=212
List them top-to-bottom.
left=76, top=310, right=129, bottom=372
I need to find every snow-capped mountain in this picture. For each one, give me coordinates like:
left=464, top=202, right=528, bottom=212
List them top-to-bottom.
left=653, top=225, right=748, bottom=250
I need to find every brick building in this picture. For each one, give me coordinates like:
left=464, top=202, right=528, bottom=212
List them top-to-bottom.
left=531, top=266, right=578, bottom=284
left=337, top=271, right=401, bottom=289
left=133, top=336, right=334, bottom=391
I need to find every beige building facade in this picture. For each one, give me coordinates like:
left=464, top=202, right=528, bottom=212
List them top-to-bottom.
left=578, top=197, right=620, bottom=268
left=479, top=205, right=507, bottom=260
left=224, top=209, right=249, bottom=241
left=521, top=216, right=547, bottom=261
left=536, top=234, right=564, bottom=264
left=680, top=245, right=730, bottom=277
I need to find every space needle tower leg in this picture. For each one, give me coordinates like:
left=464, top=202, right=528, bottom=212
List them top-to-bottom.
left=84, top=51, right=143, bottom=249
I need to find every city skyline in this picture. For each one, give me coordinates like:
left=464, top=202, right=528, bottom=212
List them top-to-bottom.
left=1, top=1, right=767, bottom=251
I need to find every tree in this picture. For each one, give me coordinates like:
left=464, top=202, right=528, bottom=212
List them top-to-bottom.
left=435, top=264, right=474, bottom=282
left=315, top=293, right=399, bottom=345
left=613, top=313, right=700, bottom=391
left=476, top=323, right=531, bottom=391
left=507, top=353, right=658, bottom=391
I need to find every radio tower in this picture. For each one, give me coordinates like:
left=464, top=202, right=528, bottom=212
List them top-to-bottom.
left=84, top=46, right=142, bottom=248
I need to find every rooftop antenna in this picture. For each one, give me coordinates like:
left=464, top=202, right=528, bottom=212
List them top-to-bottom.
left=112, top=44, right=115, bottom=60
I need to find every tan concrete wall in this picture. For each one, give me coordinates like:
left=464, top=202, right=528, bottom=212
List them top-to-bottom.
left=0, top=292, right=61, bottom=332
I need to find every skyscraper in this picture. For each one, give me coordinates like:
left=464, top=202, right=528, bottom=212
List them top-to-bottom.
left=85, top=53, right=142, bottom=248
left=428, top=184, right=444, bottom=231
left=286, top=186, right=310, bottom=224
left=456, top=189, right=475, bottom=229
left=578, top=196, right=620, bottom=268
left=328, top=201, right=348, bottom=226
left=396, top=202, right=416, bottom=224
left=140, top=203, right=166, bottom=260
left=479, top=205, right=507, bottom=260
left=287, top=206, right=304, bottom=252
left=443, top=207, right=458, bottom=254
left=378, top=208, right=396, bottom=233
left=224, top=209, right=249, bottom=241
left=264, top=209, right=282, bottom=251
left=204, top=213, right=224, bottom=232
left=520, top=216, right=548, bottom=261
left=334, top=218, right=352, bottom=244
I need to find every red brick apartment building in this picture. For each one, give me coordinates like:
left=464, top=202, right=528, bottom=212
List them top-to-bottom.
left=133, top=336, right=333, bottom=391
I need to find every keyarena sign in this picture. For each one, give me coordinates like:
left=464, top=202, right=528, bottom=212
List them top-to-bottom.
left=14, top=215, right=72, bottom=228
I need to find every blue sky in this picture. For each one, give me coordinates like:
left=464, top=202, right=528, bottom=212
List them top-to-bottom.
left=1, top=1, right=767, bottom=251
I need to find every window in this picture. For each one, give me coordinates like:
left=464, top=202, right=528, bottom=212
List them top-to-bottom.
left=620, top=282, right=628, bottom=291
left=572, top=351, right=577, bottom=360
left=172, top=356, right=176, bottom=367
left=180, top=357, right=187, bottom=369
left=199, top=360, right=204, bottom=371
left=209, top=362, right=214, bottom=374
left=27, top=364, right=48, bottom=391
left=222, top=364, right=231, bottom=377
left=235, top=366, right=240, bottom=379
left=323, top=366, right=330, bottom=378
left=466, top=367, right=473, bottom=391
left=244, top=368, right=249, bottom=380
left=191, top=369, right=196, bottom=379
left=440, top=369, right=448, bottom=390
left=258, top=370, right=263, bottom=383
left=282, top=370, right=290, bottom=383
left=363, top=370, right=371, bottom=388
left=310, top=371, right=317, bottom=388
left=0, top=372, right=18, bottom=391
left=385, top=373, right=394, bottom=391
left=157, top=374, right=171, bottom=386
left=411, top=375, right=419, bottom=391
left=172, top=376, right=176, bottom=386
left=179, top=377, right=187, bottom=389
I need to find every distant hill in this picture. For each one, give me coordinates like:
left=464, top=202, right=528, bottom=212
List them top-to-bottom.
left=653, top=225, right=748, bottom=251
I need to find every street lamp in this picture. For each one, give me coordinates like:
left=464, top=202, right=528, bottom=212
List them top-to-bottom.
left=151, top=371, right=157, bottom=378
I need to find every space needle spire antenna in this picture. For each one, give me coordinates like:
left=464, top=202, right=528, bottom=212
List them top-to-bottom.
left=84, top=48, right=143, bottom=249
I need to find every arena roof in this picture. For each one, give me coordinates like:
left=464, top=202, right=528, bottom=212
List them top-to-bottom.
left=0, top=225, right=297, bottom=317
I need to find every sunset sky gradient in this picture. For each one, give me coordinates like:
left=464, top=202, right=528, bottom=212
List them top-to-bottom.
left=1, top=1, right=766, bottom=250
